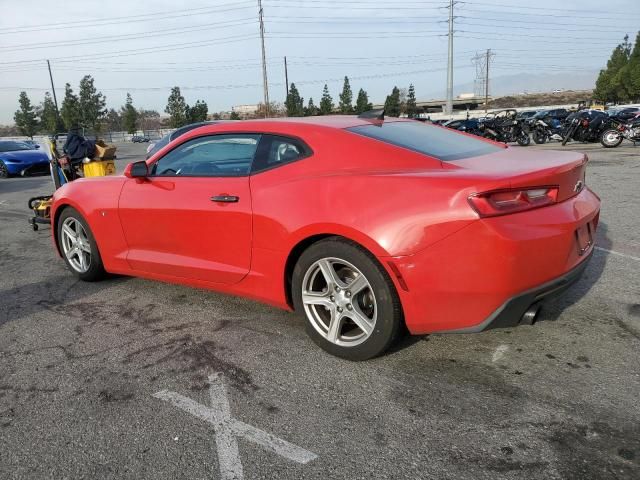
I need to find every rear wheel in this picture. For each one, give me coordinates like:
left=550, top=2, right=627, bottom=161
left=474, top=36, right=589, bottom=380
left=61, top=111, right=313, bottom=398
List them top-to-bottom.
left=600, top=129, right=624, bottom=148
left=57, top=207, right=106, bottom=281
left=292, top=238, right=402, bottom=361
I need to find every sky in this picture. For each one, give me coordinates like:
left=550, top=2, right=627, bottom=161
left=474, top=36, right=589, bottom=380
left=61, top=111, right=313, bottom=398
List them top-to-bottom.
left=0, top=0, right=638, bottom=123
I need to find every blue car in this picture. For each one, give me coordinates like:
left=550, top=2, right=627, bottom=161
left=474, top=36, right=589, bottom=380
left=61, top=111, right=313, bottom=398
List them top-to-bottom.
left=0, top=140, right=50, bottom=178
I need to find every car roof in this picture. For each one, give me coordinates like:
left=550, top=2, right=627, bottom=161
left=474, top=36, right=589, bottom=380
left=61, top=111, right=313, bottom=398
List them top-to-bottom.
left=231, top=115, right=412, bottom=129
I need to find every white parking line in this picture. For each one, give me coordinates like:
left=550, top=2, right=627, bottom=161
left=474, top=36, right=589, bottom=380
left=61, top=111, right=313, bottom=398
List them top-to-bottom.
left=595, top=247, right=640, bottom=262
left=492, top=344, right=509, bottom=362
left=153, top=373, right=317, bottom=480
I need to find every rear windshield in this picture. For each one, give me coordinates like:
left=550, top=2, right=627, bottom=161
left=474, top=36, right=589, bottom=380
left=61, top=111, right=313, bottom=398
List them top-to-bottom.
left=348, top=121, right=502, bottom=161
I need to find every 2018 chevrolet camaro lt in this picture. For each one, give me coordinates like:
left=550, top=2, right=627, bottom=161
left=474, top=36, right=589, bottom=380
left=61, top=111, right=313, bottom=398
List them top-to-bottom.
left=50, top=116, right=600, bottom=360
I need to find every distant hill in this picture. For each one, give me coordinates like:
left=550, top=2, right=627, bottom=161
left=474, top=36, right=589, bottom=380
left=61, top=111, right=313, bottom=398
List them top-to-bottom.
left=424, top=70, right=600, bottom=99
left=490, top=90, right=593, bottom=108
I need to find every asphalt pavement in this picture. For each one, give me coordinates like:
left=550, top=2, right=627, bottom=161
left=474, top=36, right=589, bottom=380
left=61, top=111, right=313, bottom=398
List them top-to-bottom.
left=0, top=139, right=638, bottom=480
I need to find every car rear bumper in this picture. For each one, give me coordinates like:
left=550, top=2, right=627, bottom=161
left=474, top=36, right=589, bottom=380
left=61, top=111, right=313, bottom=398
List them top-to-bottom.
left=389, top=187, right=601, bottom=334
left=433, top=248, right=593, bottom=333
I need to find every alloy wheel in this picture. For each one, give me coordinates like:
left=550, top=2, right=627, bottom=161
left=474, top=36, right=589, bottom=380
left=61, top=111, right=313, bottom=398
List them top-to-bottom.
left=61, top=217, right=92, bottom=273
left=301, top=257, right=377, bottom=347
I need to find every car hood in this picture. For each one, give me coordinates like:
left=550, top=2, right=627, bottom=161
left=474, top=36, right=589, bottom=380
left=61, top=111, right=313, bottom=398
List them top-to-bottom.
left=0, top=150, right=49, bottom=164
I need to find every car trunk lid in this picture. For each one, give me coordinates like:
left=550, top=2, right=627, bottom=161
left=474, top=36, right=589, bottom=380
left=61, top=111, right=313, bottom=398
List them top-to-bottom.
left=443, top=147, right=588, bottom=202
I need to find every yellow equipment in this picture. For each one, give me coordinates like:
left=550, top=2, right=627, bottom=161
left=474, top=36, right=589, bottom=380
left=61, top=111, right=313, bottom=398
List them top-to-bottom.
left=28, top=137, right=117, bottom=231
left=83, top=160, right=116, bottom=177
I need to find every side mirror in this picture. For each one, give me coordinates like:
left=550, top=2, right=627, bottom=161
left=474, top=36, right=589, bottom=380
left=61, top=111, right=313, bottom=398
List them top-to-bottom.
left=34, top=144, right=40, bottom=149
left=124, top=160, right=149, bottom=178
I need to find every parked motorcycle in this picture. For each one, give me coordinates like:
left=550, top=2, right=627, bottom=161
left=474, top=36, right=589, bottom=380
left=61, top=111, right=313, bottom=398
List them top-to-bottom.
left=479, top=109, right=531, bottom=146
left=561, top=109, right=609, bottom=146
left=599, top=113, right=640, bottom=148
left=530, top=114, right=564, bottom=144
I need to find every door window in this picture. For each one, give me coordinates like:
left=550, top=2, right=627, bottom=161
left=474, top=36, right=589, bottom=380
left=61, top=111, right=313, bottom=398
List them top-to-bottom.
left=151, top=134, right=260, bottom=177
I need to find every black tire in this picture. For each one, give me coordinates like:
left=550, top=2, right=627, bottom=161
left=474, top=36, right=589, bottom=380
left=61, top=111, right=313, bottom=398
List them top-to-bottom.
left=562, top=124, right=576, bottom=146
left=532, top=129, right=547, bottom=144
left=600, top=129, right=624, bottom=148
left=516, top=132, right=531, bottom=146
left=0, top=160, right=9, bottom=178
left=57, top=207, right=106, bottom=281
left=292, top=237, right=403, bottom=361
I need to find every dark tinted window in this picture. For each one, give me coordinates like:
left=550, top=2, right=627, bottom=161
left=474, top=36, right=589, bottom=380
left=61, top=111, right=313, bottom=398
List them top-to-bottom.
left=348, top=121, right=502, bottom=161
left=151, top=134, right=260, bottom=177
left=252, top=135, right=311, bottom=173
left=0, top=141, right=32, bottom=152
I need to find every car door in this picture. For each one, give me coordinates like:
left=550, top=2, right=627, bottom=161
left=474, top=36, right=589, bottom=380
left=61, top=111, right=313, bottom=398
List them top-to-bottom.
left=118, top=133, right=260, bottom=284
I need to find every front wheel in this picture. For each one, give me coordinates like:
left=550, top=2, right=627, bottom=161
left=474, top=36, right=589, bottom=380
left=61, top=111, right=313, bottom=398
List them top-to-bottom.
left=532, top=129, right=548, bottom=144
left=600, top=129, right=624, bottom=148
left=516, top=132, right=531, bottom=146
left=57, top=207, right=106, bottom=281
left=292, top=238, right=403, bottom=361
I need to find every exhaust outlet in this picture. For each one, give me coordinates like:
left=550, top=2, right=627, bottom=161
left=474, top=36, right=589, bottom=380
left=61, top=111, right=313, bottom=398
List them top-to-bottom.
left=520, top=304, right=541, bottom=325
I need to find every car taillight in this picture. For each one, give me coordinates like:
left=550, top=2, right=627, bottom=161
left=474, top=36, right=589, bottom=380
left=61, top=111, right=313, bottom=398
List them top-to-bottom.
left=581, top=119, right=589, bottom=127
left=468, top=187, right=559, bottom=217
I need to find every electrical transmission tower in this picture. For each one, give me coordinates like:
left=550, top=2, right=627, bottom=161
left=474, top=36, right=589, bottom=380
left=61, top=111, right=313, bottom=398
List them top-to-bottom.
left=471, top=49, right=495, bottom=111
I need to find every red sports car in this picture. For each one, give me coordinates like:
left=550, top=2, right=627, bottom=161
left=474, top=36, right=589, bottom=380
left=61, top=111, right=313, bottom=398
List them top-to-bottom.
left=51, top=116, right=600, bottom=360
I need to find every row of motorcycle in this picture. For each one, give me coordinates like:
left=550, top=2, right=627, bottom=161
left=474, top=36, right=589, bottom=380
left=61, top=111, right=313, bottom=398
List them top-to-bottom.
left=442, top=106, right=640, bottom=148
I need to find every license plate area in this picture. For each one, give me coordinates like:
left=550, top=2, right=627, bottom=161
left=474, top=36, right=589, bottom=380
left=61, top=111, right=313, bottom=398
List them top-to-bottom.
left=575, top=222, right=593, bottom=256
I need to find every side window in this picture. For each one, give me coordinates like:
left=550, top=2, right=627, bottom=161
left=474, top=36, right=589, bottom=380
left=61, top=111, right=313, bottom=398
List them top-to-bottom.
left=150, top=134, right=260, bottom=177
left=251, top=135, right=311, bottom=173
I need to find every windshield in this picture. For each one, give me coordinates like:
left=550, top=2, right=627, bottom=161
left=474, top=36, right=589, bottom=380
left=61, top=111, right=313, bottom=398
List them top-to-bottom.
left=348, top=121, right=502, bottom=161
left=0, top=141, right=32, bottom=152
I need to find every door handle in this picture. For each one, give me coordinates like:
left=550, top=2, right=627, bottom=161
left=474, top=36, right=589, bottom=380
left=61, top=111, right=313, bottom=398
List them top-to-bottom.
left=211, top=195, right=239, bottom=203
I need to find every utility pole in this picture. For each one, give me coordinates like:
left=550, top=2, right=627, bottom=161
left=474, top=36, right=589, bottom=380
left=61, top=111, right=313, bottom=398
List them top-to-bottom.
left=258, top=0, right=270, bottom=118
left=445, top=0, right=454, bottom=117
left=484, top=49, right=495, bottom=113
left=284, top=56, right=289, bottom=99
left=46, top=59, right=61, bottom=124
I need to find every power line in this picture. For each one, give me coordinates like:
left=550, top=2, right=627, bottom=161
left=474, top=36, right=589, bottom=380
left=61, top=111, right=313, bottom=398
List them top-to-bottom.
left=0, top=1, right=255, bottom=35
left=0, top=19, right=257, bottom=52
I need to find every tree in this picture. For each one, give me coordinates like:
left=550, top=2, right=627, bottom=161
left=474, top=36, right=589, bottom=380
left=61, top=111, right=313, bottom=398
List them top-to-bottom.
left=619, top=31, right=640, bottom=101
left=594, top=35, right=632, bottom=102
left=78, top=75, right=107, bottom=133
left=338, top=76, right=353, bottom=114
left=60, top=83, right=81, bottom=131
left=285, top=83, right=304, bottom=116
left=319, top=84, right=334, bottom=115
left=406, top=84, right=417, bottom=118
left=165, top=86, right=188, bottom=127
left=384, top=86, right=401, bottom=117
left=355, top=88, right=372, bottom=114
left=13, top=91, right=38, bottom=137
left=39, top=92, right=59, bottom=134
left=121, top=93, right=138, bottom=134
left=304, top=97, right=318, bottom=116
left=186, top=100, right=209, bottom=123
left=255, top=102, right=285, bottom=118
left=105, top=109, right=122, bottom=131
left=138, top=109, right=161, bottom=130
left=229, top=111, right=240, bottom=120
left=212, top=112, right=222, bottom=120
